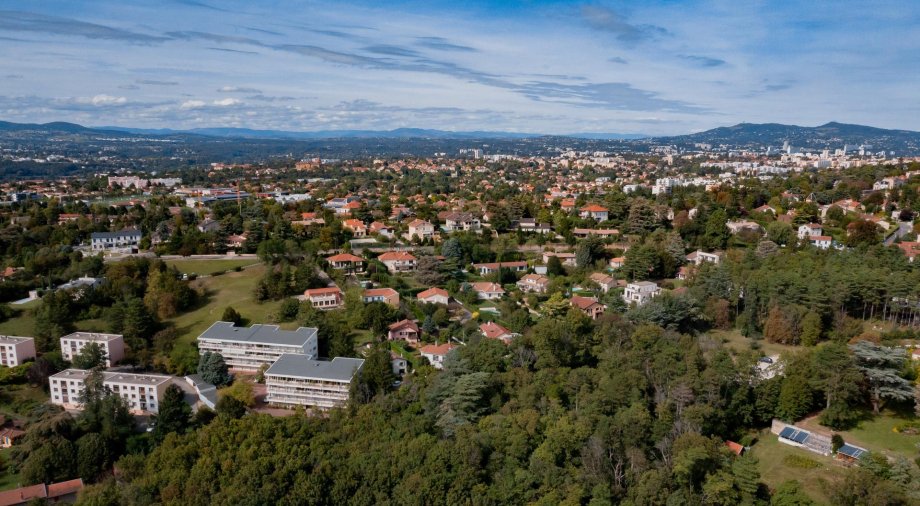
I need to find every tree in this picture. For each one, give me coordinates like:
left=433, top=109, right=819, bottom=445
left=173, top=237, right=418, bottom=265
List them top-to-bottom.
left=626, top=198, right=658, bottom=235
left=703, top=208, right=730, bottom=250
left=844, top=220, right=880, bottom=247
left=766, top=221, right=794, bottom=246
left=441, top=238, right=463, bottom=262
left=756, top=240, right=779, bottom=258
left=546, top=255, right=565, bottom=276
left=34, top=290, right=76, bottom=351
left=540, top=293, right=570, bottom=319
left=764, top=305, right=796, bottom=345
left=221, top=306, right=242, bottom=325
left=798, top=311, right=822, bottom=346
left=850, top=341, right=913, bottom=414
left=72, top=342, right=108, bottom=370
left=351, top=344, right=394, bottom=404
left=197, top=352, right=232, bottom=387
left=777, top=374, right=813, bottom=422
left=221, top=380, right=255, bottom=407
left=152, top=385, right=191, bottom=443
left=215, top=395, right=246, bottom=419
left=76, top=432, right=111, bottom=482
left=770, top=480, right=816, bottom=506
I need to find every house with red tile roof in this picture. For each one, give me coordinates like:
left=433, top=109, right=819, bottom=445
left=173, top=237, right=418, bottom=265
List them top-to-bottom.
left=579, top=204, right=609, bottom=221
left=343, top=219, right=368, bottom=237
left=378, top=251, right=418, bottom=273
left=326, top=253, right=365, bottom=272
left=472, top=261, right=528, bottom=276
left=517, top=273, right=549, bottom=293
left=470, top=282, right=505, bottom=300
left=304, top=286, right=343, bottom=310
left=363, top=287, right=400, bottom=307
left=417, top=287, right=450, bottom=305
left=571, top=295, right=606, bottom=320
left=388, top=319, right=420, bottom=343
left=480, top=321, right=515, bottom=343
left=420, top=342, right=457, bottom=369
left=0, top=479, right=83, bottom=506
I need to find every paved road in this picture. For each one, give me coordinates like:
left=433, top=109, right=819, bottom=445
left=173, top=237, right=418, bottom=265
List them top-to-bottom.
left=884, top=221, right=913, bottom=246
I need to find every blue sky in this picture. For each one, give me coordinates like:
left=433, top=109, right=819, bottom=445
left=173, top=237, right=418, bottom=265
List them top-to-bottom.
left=0, top=0, right=918, bottom=135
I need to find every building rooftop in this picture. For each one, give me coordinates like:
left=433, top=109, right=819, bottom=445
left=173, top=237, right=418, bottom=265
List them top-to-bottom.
left=90, top=229, right=141, bottom=239
left=198, top=321, right=318, bottom=347
left=61, top=332, right=122, bottom=342
left=0, top=335, right=33, bottom=345
left=265, top=354, right=364, bottom=382
left=50, top=369, right=172, bottom=386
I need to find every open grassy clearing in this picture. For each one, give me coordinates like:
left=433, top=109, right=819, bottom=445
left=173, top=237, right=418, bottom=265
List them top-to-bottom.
left=163, top=258, right=260, bottom=276
left=166, top=265, right=288, bottom=347
left=712, top=328, right=798, bottom=357
left=798, top=411, right=920, bottom=460
left=750, top=429, right=842, bottom=505
left=0, top=448, right=23, bottom=491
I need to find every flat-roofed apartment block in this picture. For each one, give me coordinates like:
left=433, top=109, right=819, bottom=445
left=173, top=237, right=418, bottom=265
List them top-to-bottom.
left=197, top=321, right=319, bottom=372
left=60, top=332, right=125, bottom=367
left=0, top=335, right=36, bottom=366
left=264, top=354, right=364, bottom=409
left=49, top=369, right=172, bottom=414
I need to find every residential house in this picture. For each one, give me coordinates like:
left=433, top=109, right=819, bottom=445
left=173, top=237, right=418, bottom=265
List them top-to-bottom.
left=579, top=204, right=610, bottom=221
left=754, top=205, right=776, bottom=215
left=443, top=212, right=481, bottom=232
left=514, top=218, right=552, bottom=234
left=197, top=219, right=220, bottom=233
left=343, top=219, right=368, bottom=237
left=405, top=219, right=435, bottom=241
left=726, top=220, right=763, bottom=235
left=369, top=221, right=393, bottom=237
left=798, top=223, right=823, bottom=239
left=573, top=228, right=619, bottom=239
left=90, top=229, right=142, bottom=251
left=809, top=236, right=833, bottom=249
left=897, top=241, right=920, bottom=262
left=685, top=250, right=723, bottom=265
left=378, top=251, right=418, bottom=273
left=542, top=252, right=576, bottom=266
left=326, top=253, right=365, bottom=273
left=609, top=257, right=625, bottom=269
left=472, top=261, right=528, bottom=276
left=588, top=272, right=616, bottom=293
left=517, top=273, right=549, bottom=293
left=623, top=281, right=661, bottom=306
left=470, top=282, right=505, bottom=300
left=304, top=287, right=344, bottom=310
left=363, top=287, right=400, bottom=306
left=417, top=287, right=450, bottom=305
left=571, top=296, right=606, bottom=320
left=387, top=319, right=420, bottom=343
left=196, top=321, right=319, bottom=372
left=480, top=321, right=515, bottom=343
left=60, top=332, right=125, bottom=367
left=0, top=335, right=36, bottom=367
left=420, top=342, right=457, bottom=369
left=391, top=353, right=408, bottom=376
left=264, top=354, right=364, bottom=409
left=50, top=369, right=172, bottom=413
left=0, top=427, right=25, bottom=448
left=0, top=479, right=84, bottom=505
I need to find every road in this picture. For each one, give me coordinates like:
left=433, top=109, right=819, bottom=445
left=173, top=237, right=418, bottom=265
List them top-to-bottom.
left=884, top=221, right=913, bottom=246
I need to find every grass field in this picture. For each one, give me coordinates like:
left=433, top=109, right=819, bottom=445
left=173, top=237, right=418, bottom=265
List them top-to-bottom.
left=164, top=258, right=260, bottom=276
left=166, top=264, right=289, bottom=347
left=0, top=310, right=36, bottom=337
left=712, top=329, right=798, bottom=357
left=0, top=384, right=49, bottom=423
left=799, top=412, right=920, bottom=459
left=750, top=429, right=843, bottom=504
left=0, top=447, right=23, bottom=492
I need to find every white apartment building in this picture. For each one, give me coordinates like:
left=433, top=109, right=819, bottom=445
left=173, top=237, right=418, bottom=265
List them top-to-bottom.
left=90, top=230, right=142, bottom=251
left=623, top=281, right=661, bottom=306
left=196, top=321, right=319, bottom=372
left=60, top=332, right=125, bottom=367
left=0, top=335, right=36, bottom=367
left=264, top=354, right=364, bottom=409
left=49, top=369, right=172, bottom=414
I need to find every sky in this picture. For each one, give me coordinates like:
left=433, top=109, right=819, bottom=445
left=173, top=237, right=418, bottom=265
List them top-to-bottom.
left=0, top=0, right=918, bottom=135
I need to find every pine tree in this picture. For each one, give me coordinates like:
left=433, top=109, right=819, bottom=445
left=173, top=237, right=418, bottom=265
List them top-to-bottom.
left=850, top=341, right=913, bottom=414
left=198, top=352, right=232, bottom=387
left=152, top=385, right=191, bottom=443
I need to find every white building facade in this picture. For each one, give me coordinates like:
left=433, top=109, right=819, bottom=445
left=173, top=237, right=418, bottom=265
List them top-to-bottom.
left=0, top=335, right=36, bottom=367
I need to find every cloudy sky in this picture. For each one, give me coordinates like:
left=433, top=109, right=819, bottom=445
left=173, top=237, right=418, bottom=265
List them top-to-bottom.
left=0, top=0, right=918, bottom=135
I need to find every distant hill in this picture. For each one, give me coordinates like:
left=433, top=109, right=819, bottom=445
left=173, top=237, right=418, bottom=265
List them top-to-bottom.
left=663, top=122, right=920, bottom=152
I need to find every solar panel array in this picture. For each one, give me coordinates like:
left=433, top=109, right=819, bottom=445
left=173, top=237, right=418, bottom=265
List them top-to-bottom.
left=778, top=426, right=811, bottom=444
left=837, top=443, right=867, bottom=459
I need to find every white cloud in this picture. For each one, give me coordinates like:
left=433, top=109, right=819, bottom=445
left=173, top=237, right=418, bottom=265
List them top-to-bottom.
left=89, top=94, right=127, bottom=106
left=213, top=97, right=241, bottom=106
left=180, top=99, right=206, bottom=109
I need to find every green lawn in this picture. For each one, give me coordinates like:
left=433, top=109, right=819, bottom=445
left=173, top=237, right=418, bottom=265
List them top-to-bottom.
left=164, top=258, right=260, bottom=276
left=166, top=265, right=287, bottom=347
left=0, top=311, right=36, bottom=337
left=713, top=329, right=798, bottom=357
left=0, top=384, right=49, bottom=423
left=799, top=412, right=920, bottom=460
left=750, top=429, right=843, bottom=505
left=0, top=447, right=23, bottom=492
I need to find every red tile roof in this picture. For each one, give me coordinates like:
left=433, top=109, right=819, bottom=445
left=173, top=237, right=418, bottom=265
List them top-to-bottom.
left=417, top=287, right=449, bottom=299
